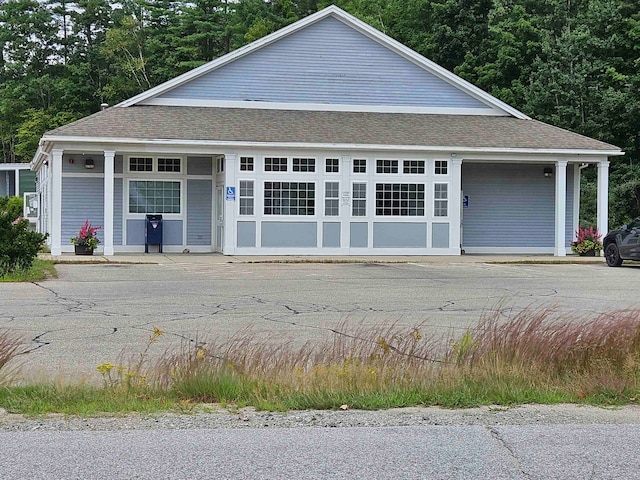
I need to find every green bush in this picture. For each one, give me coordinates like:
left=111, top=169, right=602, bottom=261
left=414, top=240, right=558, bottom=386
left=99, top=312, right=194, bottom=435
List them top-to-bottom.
left=0, top=197, right=23, bottom=222
left=0, top=204, right=47, bottom=277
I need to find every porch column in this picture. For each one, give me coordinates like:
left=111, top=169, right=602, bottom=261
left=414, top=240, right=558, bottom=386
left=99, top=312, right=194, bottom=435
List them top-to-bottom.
left=50, top=148, right=63, bottom=256
left=103, top=150, right=115, bottom=256
left=223, top=154, right=237, bottom=255
left=450, top=157, right=463, bottom=253
left=554, top=160, right=567, bottom=256
left=597, top=161, right=610, bottom=245
left=572, top=164, right=581, bottom=241
left=14, top=168, right=19, bottom=196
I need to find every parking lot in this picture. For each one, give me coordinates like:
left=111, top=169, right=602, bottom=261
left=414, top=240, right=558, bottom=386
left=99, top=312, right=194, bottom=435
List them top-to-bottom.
left=1, top=257, right=638, bottom=379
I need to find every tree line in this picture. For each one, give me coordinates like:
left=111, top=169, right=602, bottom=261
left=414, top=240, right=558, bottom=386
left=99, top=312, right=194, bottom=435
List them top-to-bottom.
left=1, top=0, right=638, bottom=226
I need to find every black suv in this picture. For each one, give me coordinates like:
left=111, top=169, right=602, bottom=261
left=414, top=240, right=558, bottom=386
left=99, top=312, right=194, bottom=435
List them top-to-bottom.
left=603, top=217, right=640, bottom=266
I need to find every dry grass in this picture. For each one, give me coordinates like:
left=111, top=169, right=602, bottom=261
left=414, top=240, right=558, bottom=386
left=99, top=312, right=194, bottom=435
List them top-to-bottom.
left=0, top=330, right=25, bottom=385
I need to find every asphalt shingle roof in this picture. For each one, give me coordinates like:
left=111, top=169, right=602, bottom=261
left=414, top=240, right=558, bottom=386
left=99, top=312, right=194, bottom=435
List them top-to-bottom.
left=46, top=106, right=620, bottom=152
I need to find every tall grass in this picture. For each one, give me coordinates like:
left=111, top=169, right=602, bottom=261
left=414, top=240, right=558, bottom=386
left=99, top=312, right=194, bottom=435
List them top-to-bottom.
left=1, top=307, right=639, bottom=414
left=0, top=330, right=25, bottom=386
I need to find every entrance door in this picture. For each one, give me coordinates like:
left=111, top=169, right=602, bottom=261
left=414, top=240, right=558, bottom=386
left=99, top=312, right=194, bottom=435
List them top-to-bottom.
left=215, top=183, right=224, bottom=252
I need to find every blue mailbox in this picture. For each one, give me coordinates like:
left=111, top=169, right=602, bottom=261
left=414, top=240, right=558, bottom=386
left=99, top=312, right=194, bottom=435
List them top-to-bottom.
left=145, top=214, right=163, bottom=253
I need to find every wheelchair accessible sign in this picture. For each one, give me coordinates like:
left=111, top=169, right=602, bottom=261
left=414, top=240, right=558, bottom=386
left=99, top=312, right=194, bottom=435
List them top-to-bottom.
left=226, top=186, right=236, bottom=201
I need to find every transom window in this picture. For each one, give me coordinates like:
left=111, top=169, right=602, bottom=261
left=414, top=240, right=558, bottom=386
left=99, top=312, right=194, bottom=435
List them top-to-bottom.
left=129, top=157, right=153, bottom=172
left=240, top=157, right=254, bottom=171
left=264, top=157, right=287, bottom=172
left=158, top=158, right=181, bottom=173
left=293, top=158, right=316, bottom=172
left=326, top=158, right=339, bottom=173
left=353, top=159, right=367, bottom=173
left=376, top=159, right=398, bottom=174
left=403, top=160, right=425, bottom=174
left=435, top=160, right=448, bottom=175
left=129, top=180, right=180, bottom=214
left=239, top=180, right=254, bottom=215
left=264, top=182, right=315, bottom=215
left=325, top=182, right=339, bottom=216
left=352, top=183, right=367, bottom=216
left=376, top=183, right=425, bottom=216
left=434, top=183, right=448, bottom=216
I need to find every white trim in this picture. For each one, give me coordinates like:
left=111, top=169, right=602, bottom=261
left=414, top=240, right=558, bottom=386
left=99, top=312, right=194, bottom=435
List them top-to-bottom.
left=116, top=6, right=527, bottom=118
left=139, top=98, right=506, bottom=116
left=40, top=135, right=625, bottom=157
left=50, top=149, right=63, bottom=256
left=103, top=150, right=115, bottom=256
left=554, top=160, right=567, bottom=256
left=597, top=161, right=610, bottom=241
left=0, top=163, right=32, bottom=171
left=572, top=164, right=580, bottom=241
left=462, top=247, right=555, bottom=254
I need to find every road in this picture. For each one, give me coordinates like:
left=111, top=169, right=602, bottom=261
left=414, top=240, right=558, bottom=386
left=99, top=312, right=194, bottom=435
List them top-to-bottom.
left=1, top=259, right=639, bottom=378
left=1, top=422, right=640, bottom=479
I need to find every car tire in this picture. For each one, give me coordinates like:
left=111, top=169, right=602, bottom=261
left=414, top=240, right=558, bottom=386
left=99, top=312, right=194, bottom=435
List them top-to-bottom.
left=605, top=243, right=623, bottom=267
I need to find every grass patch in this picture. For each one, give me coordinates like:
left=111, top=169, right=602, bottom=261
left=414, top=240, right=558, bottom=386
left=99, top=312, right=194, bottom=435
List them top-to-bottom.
left=0, top=258, right=56, bottom=282
left=1, top=307, right=639, bottom=414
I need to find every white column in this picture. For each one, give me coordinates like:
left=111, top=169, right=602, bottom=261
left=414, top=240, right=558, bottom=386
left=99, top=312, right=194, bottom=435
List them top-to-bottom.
left=50, top=149, right=63, bottom=255
left=103, top=150, right=115, bottom=256
left=223, top=154, right=237, bottom=255
left=450, top=157, right=462, bottom=253
left=554, top=160, right=567, bottom=256
left=597, top=161, right=610, bottom=244
left=572, top=164, right=581, bottom=241
left=14, top=168, right=19, bottom=196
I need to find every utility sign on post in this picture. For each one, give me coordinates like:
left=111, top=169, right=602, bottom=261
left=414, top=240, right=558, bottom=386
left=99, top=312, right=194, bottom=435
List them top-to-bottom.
left=226, top=186, right=236, bottom=201
left=463, top=195, right=469, bottom=209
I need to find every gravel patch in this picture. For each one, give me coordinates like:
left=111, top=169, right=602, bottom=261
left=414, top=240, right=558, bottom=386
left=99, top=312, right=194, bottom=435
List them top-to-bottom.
left=1, top=404, right=639, bottom=432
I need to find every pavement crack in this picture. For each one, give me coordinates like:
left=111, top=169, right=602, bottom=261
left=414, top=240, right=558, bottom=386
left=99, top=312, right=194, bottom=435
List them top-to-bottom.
left=488, top=427, right=532, bottom=479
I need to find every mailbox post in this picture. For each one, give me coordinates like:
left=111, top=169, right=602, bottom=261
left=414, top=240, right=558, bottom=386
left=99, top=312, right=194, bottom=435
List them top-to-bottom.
left=145, top=214, right=163, bottom=253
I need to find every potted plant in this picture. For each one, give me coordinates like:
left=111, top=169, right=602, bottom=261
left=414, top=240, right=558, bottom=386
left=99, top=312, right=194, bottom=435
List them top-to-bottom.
left=70, top=220, right=101, bottom=255
left=570, top=226, right=602, bottom=256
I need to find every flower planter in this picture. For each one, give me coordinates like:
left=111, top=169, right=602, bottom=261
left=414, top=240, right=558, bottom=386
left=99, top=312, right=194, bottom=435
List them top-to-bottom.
left=74, top=245, right=94, bottom=256
left=579, top=250, right=596, bottom=257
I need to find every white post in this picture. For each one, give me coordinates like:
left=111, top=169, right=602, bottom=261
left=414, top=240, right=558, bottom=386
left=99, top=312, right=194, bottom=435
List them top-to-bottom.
left=50, top=149, right=63, bottom=255
left=103, top=150, right=115, bottom=256
left=223, top=154, right=237, bottom=255
left=450, top=157, right=462, bottom=253
left=554, top=160, right=567, bottom=256
left=597, top=161, right=610, bottom=244
left=572, top=164, right=581, bottom=241
left=14, top=168, right=19, bottom=196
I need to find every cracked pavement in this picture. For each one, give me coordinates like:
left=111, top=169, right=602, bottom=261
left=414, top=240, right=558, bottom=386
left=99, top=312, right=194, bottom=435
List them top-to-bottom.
left=1, top=259, right=639, bottom=379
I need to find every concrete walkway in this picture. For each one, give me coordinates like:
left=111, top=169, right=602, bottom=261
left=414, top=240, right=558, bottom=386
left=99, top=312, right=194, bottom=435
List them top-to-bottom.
left=40, top=252, right=606, bottom=265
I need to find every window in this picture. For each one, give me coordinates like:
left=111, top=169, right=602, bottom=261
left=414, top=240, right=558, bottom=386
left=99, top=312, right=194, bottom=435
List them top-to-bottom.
left=130, top=157, right=153, bottom=172
left=217, top=157, right=224, bottom=173
left=240, top=157, right=254, bottom=171
left=264, top=157, right=287, bottom=172
left=158, top=158, right=181, bottom=173
left=293, top=158, right=315, bottom=172
left=326, top=158, right=339, bottom=173
left=353, top=159, right=367, bottom=173
left=376, top=159, right=398, bottom=174
left=403, top=160, right=425, bottom=174
left=435, top=160, right=448, bottom=175
left=129, top=181, right=180, bottom=214
left=239, top=181, right=254, bottom=215
left=264, top=182, right=315, bottom=215
left=325, top=182, right=339, bottom=216
left=352, top=183, right=367, bottom=216
left=376, top=183, right=425, bottom=216
left=434, top=183, right=448, bottom=216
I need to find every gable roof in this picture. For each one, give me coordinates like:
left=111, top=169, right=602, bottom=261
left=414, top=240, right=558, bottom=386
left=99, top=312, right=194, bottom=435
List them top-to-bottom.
left=117, top=5, right=529, bottom=119
left=43, top=105, right=620, bottom=154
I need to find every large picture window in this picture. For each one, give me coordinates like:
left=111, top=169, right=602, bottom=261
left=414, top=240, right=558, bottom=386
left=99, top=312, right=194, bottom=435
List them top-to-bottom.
left=129, top=181, right=181, bottom=214
left=264, top=182, right=315, bottom=215
left=376, top=183, right=425, bottom=216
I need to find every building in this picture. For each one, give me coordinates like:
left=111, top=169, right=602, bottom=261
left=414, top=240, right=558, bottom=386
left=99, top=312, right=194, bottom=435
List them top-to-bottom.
left=31, top=5, right=622, bottom=256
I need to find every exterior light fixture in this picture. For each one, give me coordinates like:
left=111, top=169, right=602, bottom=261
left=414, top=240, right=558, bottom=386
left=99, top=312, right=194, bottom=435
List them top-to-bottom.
left=85, top=158, right=95, bottom=169
left=543, top=167, right=553, bottom=178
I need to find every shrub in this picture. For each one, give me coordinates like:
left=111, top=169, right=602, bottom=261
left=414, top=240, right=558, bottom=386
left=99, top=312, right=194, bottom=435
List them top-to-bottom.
left=0, top=196, right=23, bottom=222
left=0, top=208, right=48, bottom=277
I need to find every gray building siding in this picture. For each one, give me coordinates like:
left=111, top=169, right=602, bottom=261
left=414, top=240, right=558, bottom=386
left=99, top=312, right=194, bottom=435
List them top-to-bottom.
left=159, top=17, right=488, bottom=110
left=187, top=157, right=213, bottom=176
left=461, top=163, right=570, bottom=248
left=62, top=177, right=104, bottom=246
left=114, top=179, right=123, bottom=245
left=187, top=179, right=212, bottom=245
left=237, top=221, right=256, bottom=247
left=261, top=222, right=317, bottom=247
left=322, top=222, right=341, bottom=248
left=350, top=222, right=368, bottom=248
left=373, top=222, right=427, bottom=248
left=432, top=223, right=450, bottom=248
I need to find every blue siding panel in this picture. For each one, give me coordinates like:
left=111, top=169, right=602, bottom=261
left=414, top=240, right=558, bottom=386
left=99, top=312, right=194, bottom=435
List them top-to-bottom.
left=159, top=17, right=488, bottom=109
left=462, top=164, right=555, bottom=248
left=62, top=177, right=104, bottom=246
left=114, top=178, right=123, bottom=245
left=187, top=179, right=212, bottom=245
left=262, top=222, right=317, bottom=247
left=373, top=222, right=427, bottom=248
